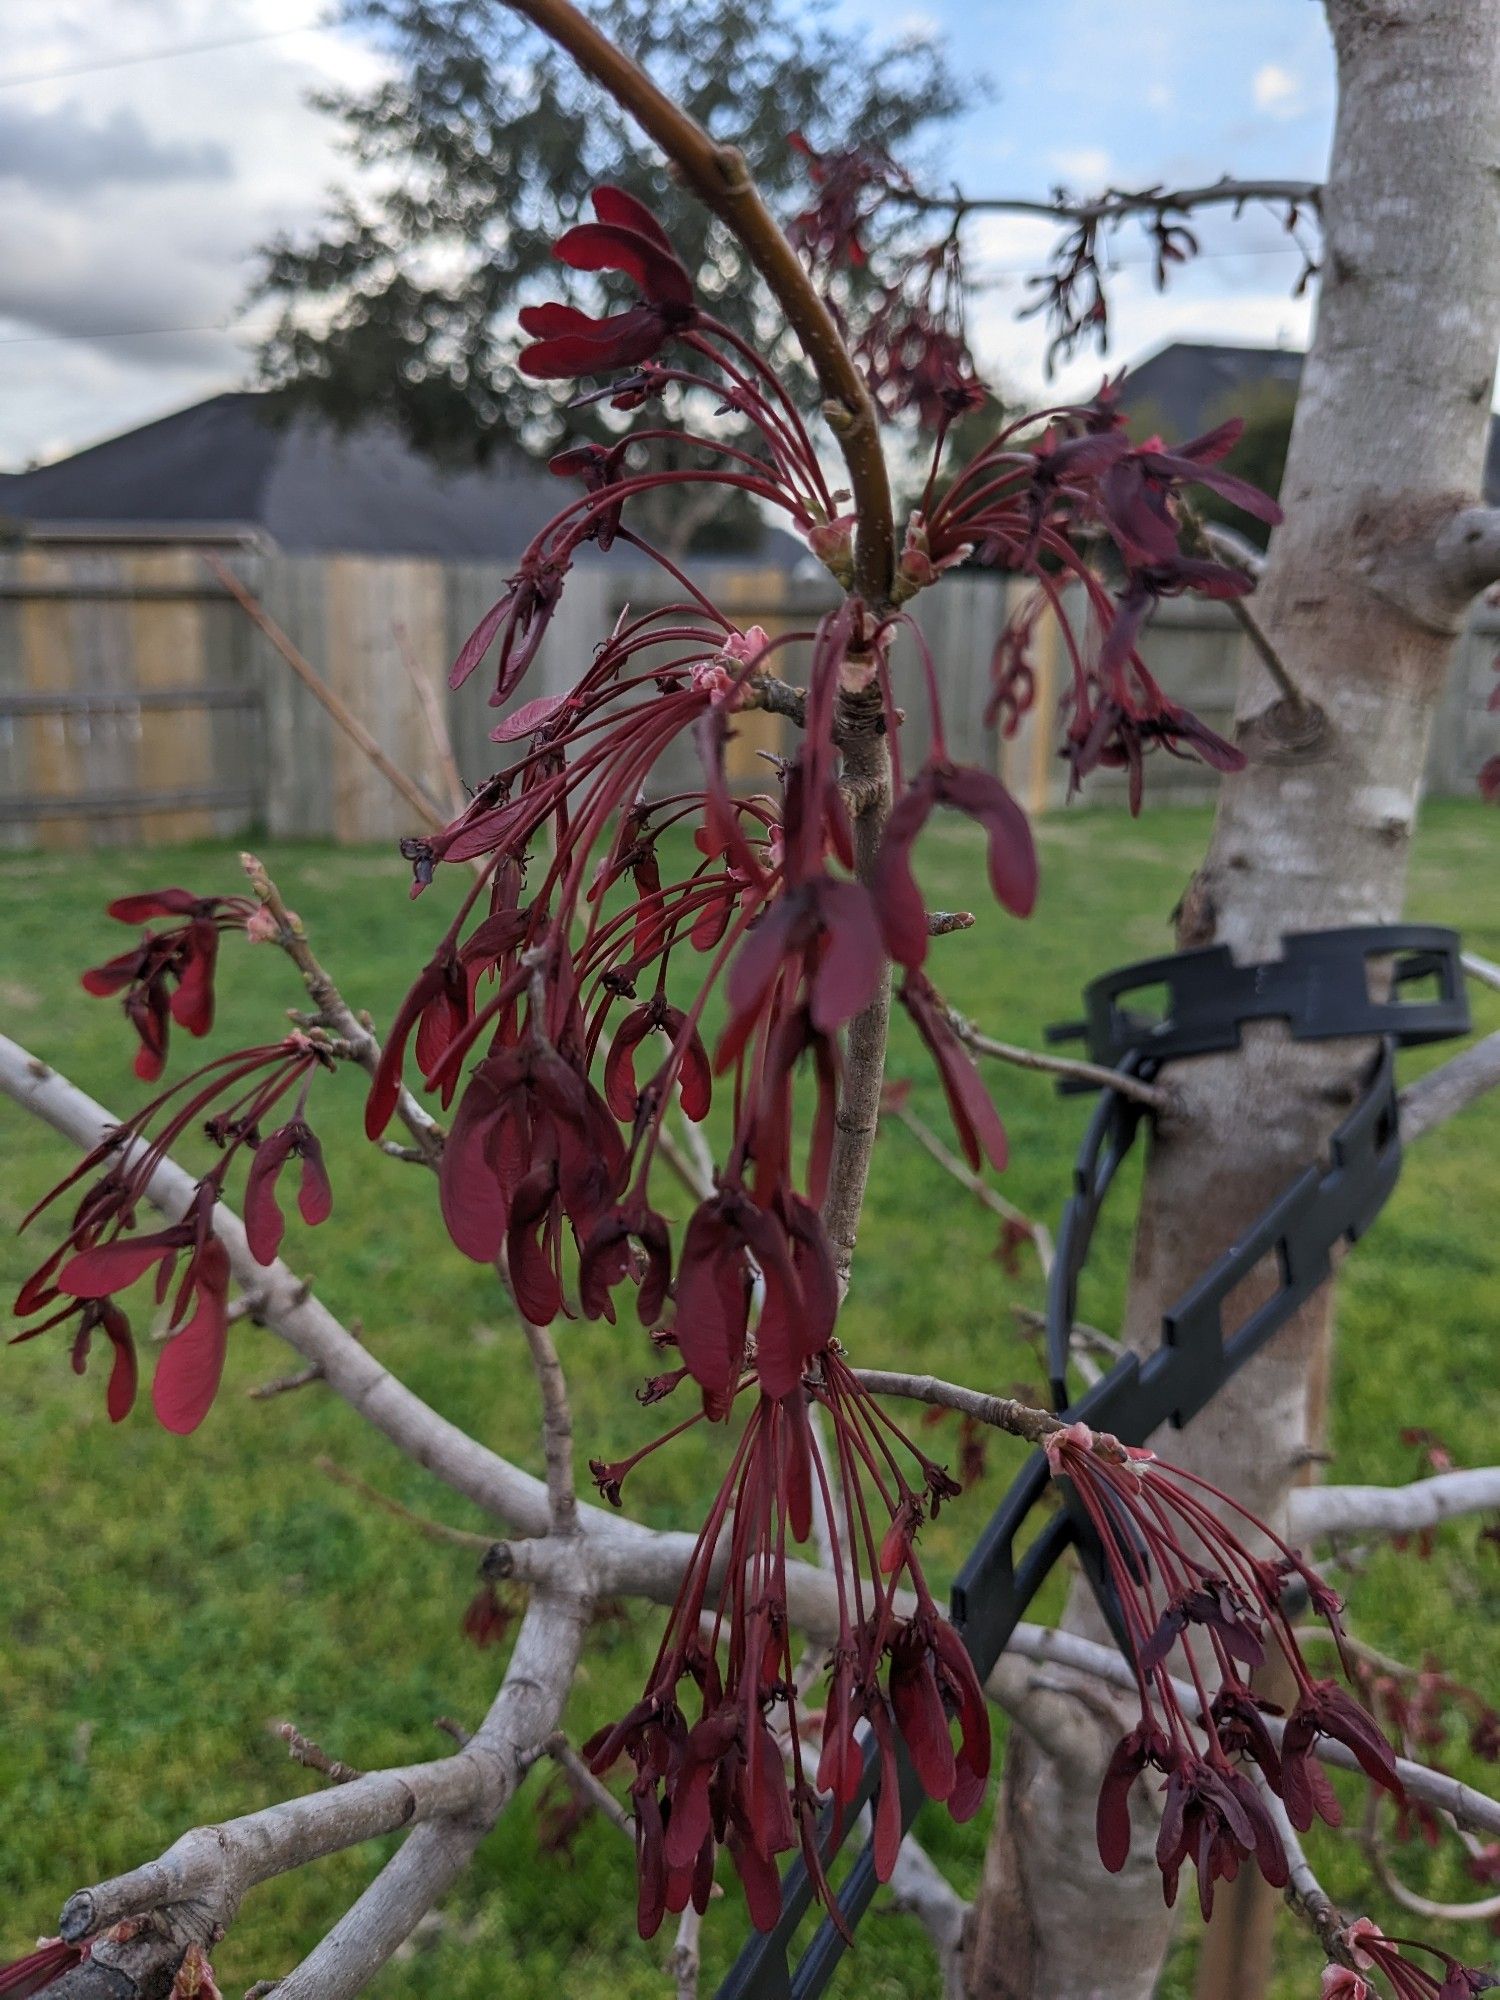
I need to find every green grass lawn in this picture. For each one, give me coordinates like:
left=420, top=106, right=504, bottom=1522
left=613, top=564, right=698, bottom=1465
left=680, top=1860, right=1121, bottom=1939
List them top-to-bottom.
left=0, top=800, right=1496, bottom=1999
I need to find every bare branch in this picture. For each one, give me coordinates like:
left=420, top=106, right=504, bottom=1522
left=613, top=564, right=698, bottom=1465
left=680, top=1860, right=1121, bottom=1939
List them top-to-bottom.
left=899, top=176, right=1323, bottom=228
left=1178, top=502, right=1320, bottom=729
left=1199, top=521, right=1267, bottom=576
left=206, top=554, right=448, bottom=831
left=394, top=617, right=468, bottom=821
left=820, top=693, right=894, bottom=1293
left=240, top=851, right=444, bottom=1162
left=1463, top=950, right=1500, bottom=994
left=950, top=1012, right=1176, bottom=1113
left=1399, top=1027, right=1500, bottom=1141
left=0, top=1036, right=554, bottom=1537
left=0, top=1036, right=757, bottom=1594
left=887, top=1097, right=1053, bottom=1274
left=517, top=1310, right=579, bottom=1536
left=247, top=1361, right=324, bottom=1401
left=851, top=1368, right=1062, bottom=1445
left=316, top=1455, right=495, bottom=1552
left=1288, top=1466, right=1500, bottom=1541
left=264, top=1590, right=589, bottom=2000
left=46, top=1593, right=586, bottom=1998
left=272, top=1721, right=364, bottom=1787
left=535, top=1731, right=634, bottom=1838
left=1258, top=1779, right=1347, bottom=1961
left=1361, top=1787, right=1500, bottom=1925
left=884, top=1835, right=970, bottom=1999
left=666, top=1906, right=703, bottom=2000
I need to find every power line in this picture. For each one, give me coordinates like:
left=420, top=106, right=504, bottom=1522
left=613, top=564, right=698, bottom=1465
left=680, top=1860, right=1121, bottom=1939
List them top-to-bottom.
left=0, top=22, right=321, bottom=90
left=0, top=319, right=274, bottom=348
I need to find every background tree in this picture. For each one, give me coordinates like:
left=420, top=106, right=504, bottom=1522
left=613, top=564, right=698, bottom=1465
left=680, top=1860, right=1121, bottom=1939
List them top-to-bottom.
left=252, top=0, right=969, bottom=549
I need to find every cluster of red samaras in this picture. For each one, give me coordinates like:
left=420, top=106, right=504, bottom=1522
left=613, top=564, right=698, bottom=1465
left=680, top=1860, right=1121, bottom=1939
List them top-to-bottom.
left=8, top=186, right=1315, bottom=1948
left=11, top=890, right=334, bottom=1435
left=1049, top=1426, right=1494, bottom=1992
left=1047, top=1427, right=1396, bottom=1907
left=1320, top=1920, right=1494, bottom=2000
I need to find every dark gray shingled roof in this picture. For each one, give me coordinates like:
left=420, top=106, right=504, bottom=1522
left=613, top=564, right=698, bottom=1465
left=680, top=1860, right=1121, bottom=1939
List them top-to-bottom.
left=1117, top=339, right=1305, bottom=439
left=1120, top=339, right=1500, bottom=501
left=0, top=391, right=816, bottom=567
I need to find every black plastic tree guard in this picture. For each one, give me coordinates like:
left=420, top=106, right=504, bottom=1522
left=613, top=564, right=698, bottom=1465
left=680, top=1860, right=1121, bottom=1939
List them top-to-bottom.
left=718, top=925, right=1469, bottom=2000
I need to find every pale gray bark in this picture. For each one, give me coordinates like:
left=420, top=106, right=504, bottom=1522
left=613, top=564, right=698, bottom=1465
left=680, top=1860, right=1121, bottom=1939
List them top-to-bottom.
left=966, top=6, right=1500, bottom=1996
left=1400, top=1027, right=1500, bottom=1140
left=1289, top=1464, right=1500, bottom=1538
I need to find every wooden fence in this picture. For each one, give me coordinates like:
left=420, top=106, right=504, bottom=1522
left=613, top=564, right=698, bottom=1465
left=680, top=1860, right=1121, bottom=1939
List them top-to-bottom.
left=4, top=540, right=1499, bottom=849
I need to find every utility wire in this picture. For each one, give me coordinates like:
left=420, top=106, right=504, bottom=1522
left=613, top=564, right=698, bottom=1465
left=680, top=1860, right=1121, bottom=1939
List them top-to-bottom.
left=0, top=22, right=321, bottom=90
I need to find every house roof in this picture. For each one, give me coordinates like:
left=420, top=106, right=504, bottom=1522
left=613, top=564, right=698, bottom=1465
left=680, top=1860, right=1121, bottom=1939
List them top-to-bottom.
left=1118, top=339, right=1304, bottom=439
left=1119, top=339, right=1500, bottom=502
left=0, top=391, right=814, bottom=569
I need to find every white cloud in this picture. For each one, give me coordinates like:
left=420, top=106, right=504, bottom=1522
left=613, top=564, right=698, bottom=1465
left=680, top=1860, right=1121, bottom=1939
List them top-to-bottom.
left=0, top=0, right=388, bottom=468
left=1252, top=63, right=1303, bottom=117
left=1047, top=146, right=1111, bottom=187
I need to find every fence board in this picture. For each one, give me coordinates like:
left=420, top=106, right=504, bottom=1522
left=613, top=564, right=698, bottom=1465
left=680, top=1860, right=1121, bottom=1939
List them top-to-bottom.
left=2, top=542, right=1497, bottom=848
left=257, top=556, right=335, bottom=840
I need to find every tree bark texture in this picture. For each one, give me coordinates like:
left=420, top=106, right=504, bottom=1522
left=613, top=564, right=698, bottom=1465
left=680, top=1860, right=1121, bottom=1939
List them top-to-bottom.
left=965, top=5, right=1500, bottom=1995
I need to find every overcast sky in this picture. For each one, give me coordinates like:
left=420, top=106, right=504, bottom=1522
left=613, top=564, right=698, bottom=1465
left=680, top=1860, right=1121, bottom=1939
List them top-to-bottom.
left=0, top=0, right=1336, bottom=471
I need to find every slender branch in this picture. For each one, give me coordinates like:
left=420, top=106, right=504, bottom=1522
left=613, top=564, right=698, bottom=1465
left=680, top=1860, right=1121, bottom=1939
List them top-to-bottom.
left=494, top=0, right=892, bottom=600
left=496, top=0, right=894, bottom=604
left=897, top=177, right=1323, bottom=227
left=1178, top=502, right=1317, bottom=722
left=1199, top=520, right=1266, bottom=576
left=204, top=555, right=448, bottom=831
left=394, top=617, right=468, bottom=820
left=241, top=851, right=444, bottom=1162
left=1462, top=950, right=1500, bottom=994
left=950, top=1012, right=1176, bottom=1112
left=1399, top=1026, right=1500, bottom=1141
left=0, top=1036, right=553, bottom=1536
left=0, top=1036, right=758, bottom=1597
left=887, top=1097, right=1054, bottom=1273
left=1012, top=1304, right=1121, bottom=1361
left=518, top=1311, right=578, bottom=1536
left=247, top=1360, right=324, bottom=1400
left=851, top=1368, right=1062, bottom=1445
left=316, top=1455, right=495, bottom=1552
left=1288, top=1466, right=1500, bottom=1541
left=252, top=1590, right=590, bottom=2000
left=56, top=1705, right=514, bottom=1941
left=272, top=1721, right=364, bottom=1787
left=536, top=1731, right=634, bottom=1838
left=1257, top=1778, right=1347, bottom=1961
left=1360, top=1788, right=1500, bottom=1924
left=884, top=1835, right=970, bottom=2000
left=666, top=1906, right=703, bottom=2000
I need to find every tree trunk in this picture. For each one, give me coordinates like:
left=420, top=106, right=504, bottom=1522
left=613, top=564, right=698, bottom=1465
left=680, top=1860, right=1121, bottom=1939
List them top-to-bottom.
left=964, top=4, right=1500, bottom=1995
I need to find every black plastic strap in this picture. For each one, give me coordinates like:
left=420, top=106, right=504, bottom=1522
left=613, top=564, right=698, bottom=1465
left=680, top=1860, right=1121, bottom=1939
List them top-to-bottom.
left=1049, top=924, right=1465, bottom=1073
left=717, top=927, right=1469, bottom=2000
left=1044, top=1041, right=1404, bottom=1412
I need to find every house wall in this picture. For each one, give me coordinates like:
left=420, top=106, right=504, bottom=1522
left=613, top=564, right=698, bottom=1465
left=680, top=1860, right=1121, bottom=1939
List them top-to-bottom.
left=2, top=543, right=1497, bottom=850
